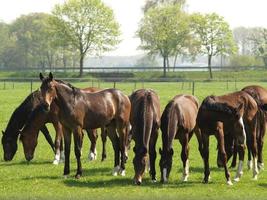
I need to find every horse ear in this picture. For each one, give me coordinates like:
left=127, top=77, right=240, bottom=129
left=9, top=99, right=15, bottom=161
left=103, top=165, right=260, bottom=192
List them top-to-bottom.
left=49, top=72, right=53, bottom=80
left=39, top=73, right=44, bottom=81
left=159, top=148, right=162, bottom=155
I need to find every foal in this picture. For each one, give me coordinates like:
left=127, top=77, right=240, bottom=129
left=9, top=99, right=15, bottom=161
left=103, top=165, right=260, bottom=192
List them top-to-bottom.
left=39, top=73, right=131, bottom=178
left=130, top=89, right=160, bottom=185
left=197, top=91, right=259, bottom=185
left=159, top=94, right=201, bottom=183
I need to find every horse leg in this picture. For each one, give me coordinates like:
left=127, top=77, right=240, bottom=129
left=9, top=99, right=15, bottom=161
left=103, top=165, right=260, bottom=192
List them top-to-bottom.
left=52, top=122, right=63, bottom=165
left=117, top=123, right=128, bottom=176
left=106, top=124, right=120, bottom=176
left=40, top=125, right=55, bottom=153
left=216, top=125, right=232, bottom=185
left=63, top=127, right=71, bottom=177
left=73, top=127, right=83, bottom=179
left=101, top=127, right=107, bottom=161
left=149, top=127, right=159, bottom=182
left=194, top=127, right=203, bottom=158
left=87, top=129, right=98, bottom=161
left=251, top=129, right=259, bottom=180
left=180, top=132, right=190, bottom=182
left=202, top=132, right=210, bottom=184
left=247, top=139, right=253, bottom=170
left=257, top=139, right=264, bottom=170
left=230, top=141, right=237, bottom=168
left=233, top=143, right=245, bottom=182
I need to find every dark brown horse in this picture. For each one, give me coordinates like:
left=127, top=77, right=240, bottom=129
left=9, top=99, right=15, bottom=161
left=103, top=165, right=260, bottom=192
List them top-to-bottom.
left=39, top=73, right=131, bottom=178
left=220, top=85, right=267, bottom=170
left=19, top=86, right=108, bottom=164
left=130, top=89, right=160, bottom=185
left=1, top=90, right=55, bottom=161
left=197, top=91, right=262, bottom=185
left=159, top=94, right=201, bottom=183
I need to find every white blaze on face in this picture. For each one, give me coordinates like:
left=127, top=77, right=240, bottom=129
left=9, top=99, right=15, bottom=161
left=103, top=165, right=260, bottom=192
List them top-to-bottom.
left=238, top=117, right=246, bottom=145
left=163, top=168, right=167, bottom=182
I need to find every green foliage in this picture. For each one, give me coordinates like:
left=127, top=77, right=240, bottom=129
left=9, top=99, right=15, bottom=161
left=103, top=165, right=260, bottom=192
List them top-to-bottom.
left=51, top=0, right=121, bottom=76
left=137, top=4, right=191, bottom=76
left=191, top=13, right=237, bottom=78
left=229, top=55, right=264, bottom=67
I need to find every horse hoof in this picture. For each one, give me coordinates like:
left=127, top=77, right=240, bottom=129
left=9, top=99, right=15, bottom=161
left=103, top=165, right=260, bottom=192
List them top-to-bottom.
left=53, top=160, right=59, bottom=165
left=258, top=162, right=264, bottom=171
left=112, top=166, right=120, bottom=176
left=120, top=169, right=126, bottom=176
left=75, top=174, right=81, bottom=179
left=252, top=175, right=258, bottom=180
left=234, top=177, right=240, bottom=182
left=151, top=179, right=157, bottom=183
left=226, top=180, right=233, bottom=186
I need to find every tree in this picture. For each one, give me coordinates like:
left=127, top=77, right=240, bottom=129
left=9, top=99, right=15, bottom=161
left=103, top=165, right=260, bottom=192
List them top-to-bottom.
left=51, top=0, right=120, bottom=77
left=143, top=0, right=186, bottom=13
left=138, top=4, right=191, bottom=77
left=191, top=13, right=236, bottom=79
left=0, top=22, right=10, bottom=67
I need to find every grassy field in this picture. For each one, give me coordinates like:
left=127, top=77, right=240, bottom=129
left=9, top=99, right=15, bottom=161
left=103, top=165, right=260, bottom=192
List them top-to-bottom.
left=1, top=80, right=267, bottom=200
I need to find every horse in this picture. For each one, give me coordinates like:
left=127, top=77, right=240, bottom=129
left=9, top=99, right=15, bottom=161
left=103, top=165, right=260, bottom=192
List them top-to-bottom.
left=39, top=72, right=131, bottom=179
left=218, top=85, right=267, bottom=170
left=19, top=86, right=108, bottom=164
left=130, top=89, right=160, bottom=185
left=1, top=90, right=55, bottom=161
left=197, top=91, right=263, bottom=185
left=159, top=94, right=201, bottom=183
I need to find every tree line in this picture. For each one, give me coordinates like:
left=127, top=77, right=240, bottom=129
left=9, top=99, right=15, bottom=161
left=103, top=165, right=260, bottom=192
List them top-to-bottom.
left=0, top=0, right=266, bottom=78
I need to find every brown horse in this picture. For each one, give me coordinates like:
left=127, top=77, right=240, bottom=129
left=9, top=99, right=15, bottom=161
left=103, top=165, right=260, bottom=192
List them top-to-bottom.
left=39, top=72, right=131, bottom=178
left=220, top=85, right=267, bottom=170
left=19, top=86, right=108, bottom=164
left=130, top=89, right=160, bottom=185
left=197, top=91, right=262, bottom=185
left=159, top=94, right=201, bottom=183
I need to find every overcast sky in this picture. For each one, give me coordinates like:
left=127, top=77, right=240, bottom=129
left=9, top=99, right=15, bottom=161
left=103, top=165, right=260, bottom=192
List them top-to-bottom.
left=0, top=0, right=266, bottom=56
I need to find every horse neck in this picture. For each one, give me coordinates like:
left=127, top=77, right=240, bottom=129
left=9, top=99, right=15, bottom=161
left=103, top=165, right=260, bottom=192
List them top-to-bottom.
left=54, top=83, right=80, bottom=112
left=4, top=94, right=38, bottom=138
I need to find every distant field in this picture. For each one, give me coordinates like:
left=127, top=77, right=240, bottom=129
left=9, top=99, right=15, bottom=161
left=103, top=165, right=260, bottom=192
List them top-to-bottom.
left=1, top=81, right=267, bottom=200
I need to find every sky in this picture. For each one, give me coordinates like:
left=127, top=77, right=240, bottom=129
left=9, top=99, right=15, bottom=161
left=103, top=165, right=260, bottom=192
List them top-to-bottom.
left=0, top=0, right=266, bottom=56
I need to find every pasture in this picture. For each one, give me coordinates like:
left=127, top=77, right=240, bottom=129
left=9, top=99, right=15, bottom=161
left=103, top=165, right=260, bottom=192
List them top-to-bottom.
left=1, top=80, right=267, bottom=200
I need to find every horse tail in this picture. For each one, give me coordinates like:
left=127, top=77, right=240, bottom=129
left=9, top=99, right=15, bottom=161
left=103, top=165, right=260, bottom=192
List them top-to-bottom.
left=142, top=90, right=154, bottom=148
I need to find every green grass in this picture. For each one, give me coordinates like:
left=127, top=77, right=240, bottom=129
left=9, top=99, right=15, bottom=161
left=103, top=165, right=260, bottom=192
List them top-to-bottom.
left=1, top=81, right=267, bottom=200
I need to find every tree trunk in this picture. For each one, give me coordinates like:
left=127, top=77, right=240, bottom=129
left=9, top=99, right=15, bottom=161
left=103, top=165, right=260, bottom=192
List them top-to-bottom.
left=173, top=53, right=178, bottom=72
left=79, top=54, right=84, bottom=77
left=208, top=55, right=213, bottom=79
left=163, top=56, right=166, bottom=77
left=167, top=56, right=170, bottom=72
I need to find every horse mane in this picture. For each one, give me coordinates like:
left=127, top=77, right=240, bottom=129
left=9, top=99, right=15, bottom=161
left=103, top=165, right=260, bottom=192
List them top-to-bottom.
left=201, top=95, right=237, bottom=115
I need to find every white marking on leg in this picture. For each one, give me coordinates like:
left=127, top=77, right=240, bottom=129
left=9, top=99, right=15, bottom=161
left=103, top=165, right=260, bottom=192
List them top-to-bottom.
left=238, top=117, right=246, bottom=145
left=88, top=150, right=97, bottom=161
left=53, top=152, right=60, bottom=165
left=253, top=157, right=259, bottom=180
left=182, top=159, right=189, bottom=182
left=234, top=160, right=243, bottom=182
left=258, top=162, right=264, bottom=171
left=112, top=165, right=120, bottom=176
left=163, top=168, right=167, bottom=182
left=226, top=180, right=233, bottom=186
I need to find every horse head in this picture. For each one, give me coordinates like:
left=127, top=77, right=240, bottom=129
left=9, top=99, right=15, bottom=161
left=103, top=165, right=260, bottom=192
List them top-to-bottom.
left=39, top=72, right=57, bottom=112
left=2, top=130, right=18, bottom=161
left=133, top=146, right=148, bottom=185
left=159, top=147, right=174, bottom=183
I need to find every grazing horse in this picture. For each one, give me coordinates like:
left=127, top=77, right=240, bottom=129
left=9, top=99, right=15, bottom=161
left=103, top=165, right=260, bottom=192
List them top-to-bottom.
left=39, top=73, right=131, bottom=178
left=219, top=85, right=267, bottom=170
left=19, top=86, right=108, bottom=164
left=130, top=89, right=160, bottom=185
left=1, top=90, right=55, bottom=161
left=197, top=91, right=262, bottom=185
left=159, top=94, right=201, bottom=183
